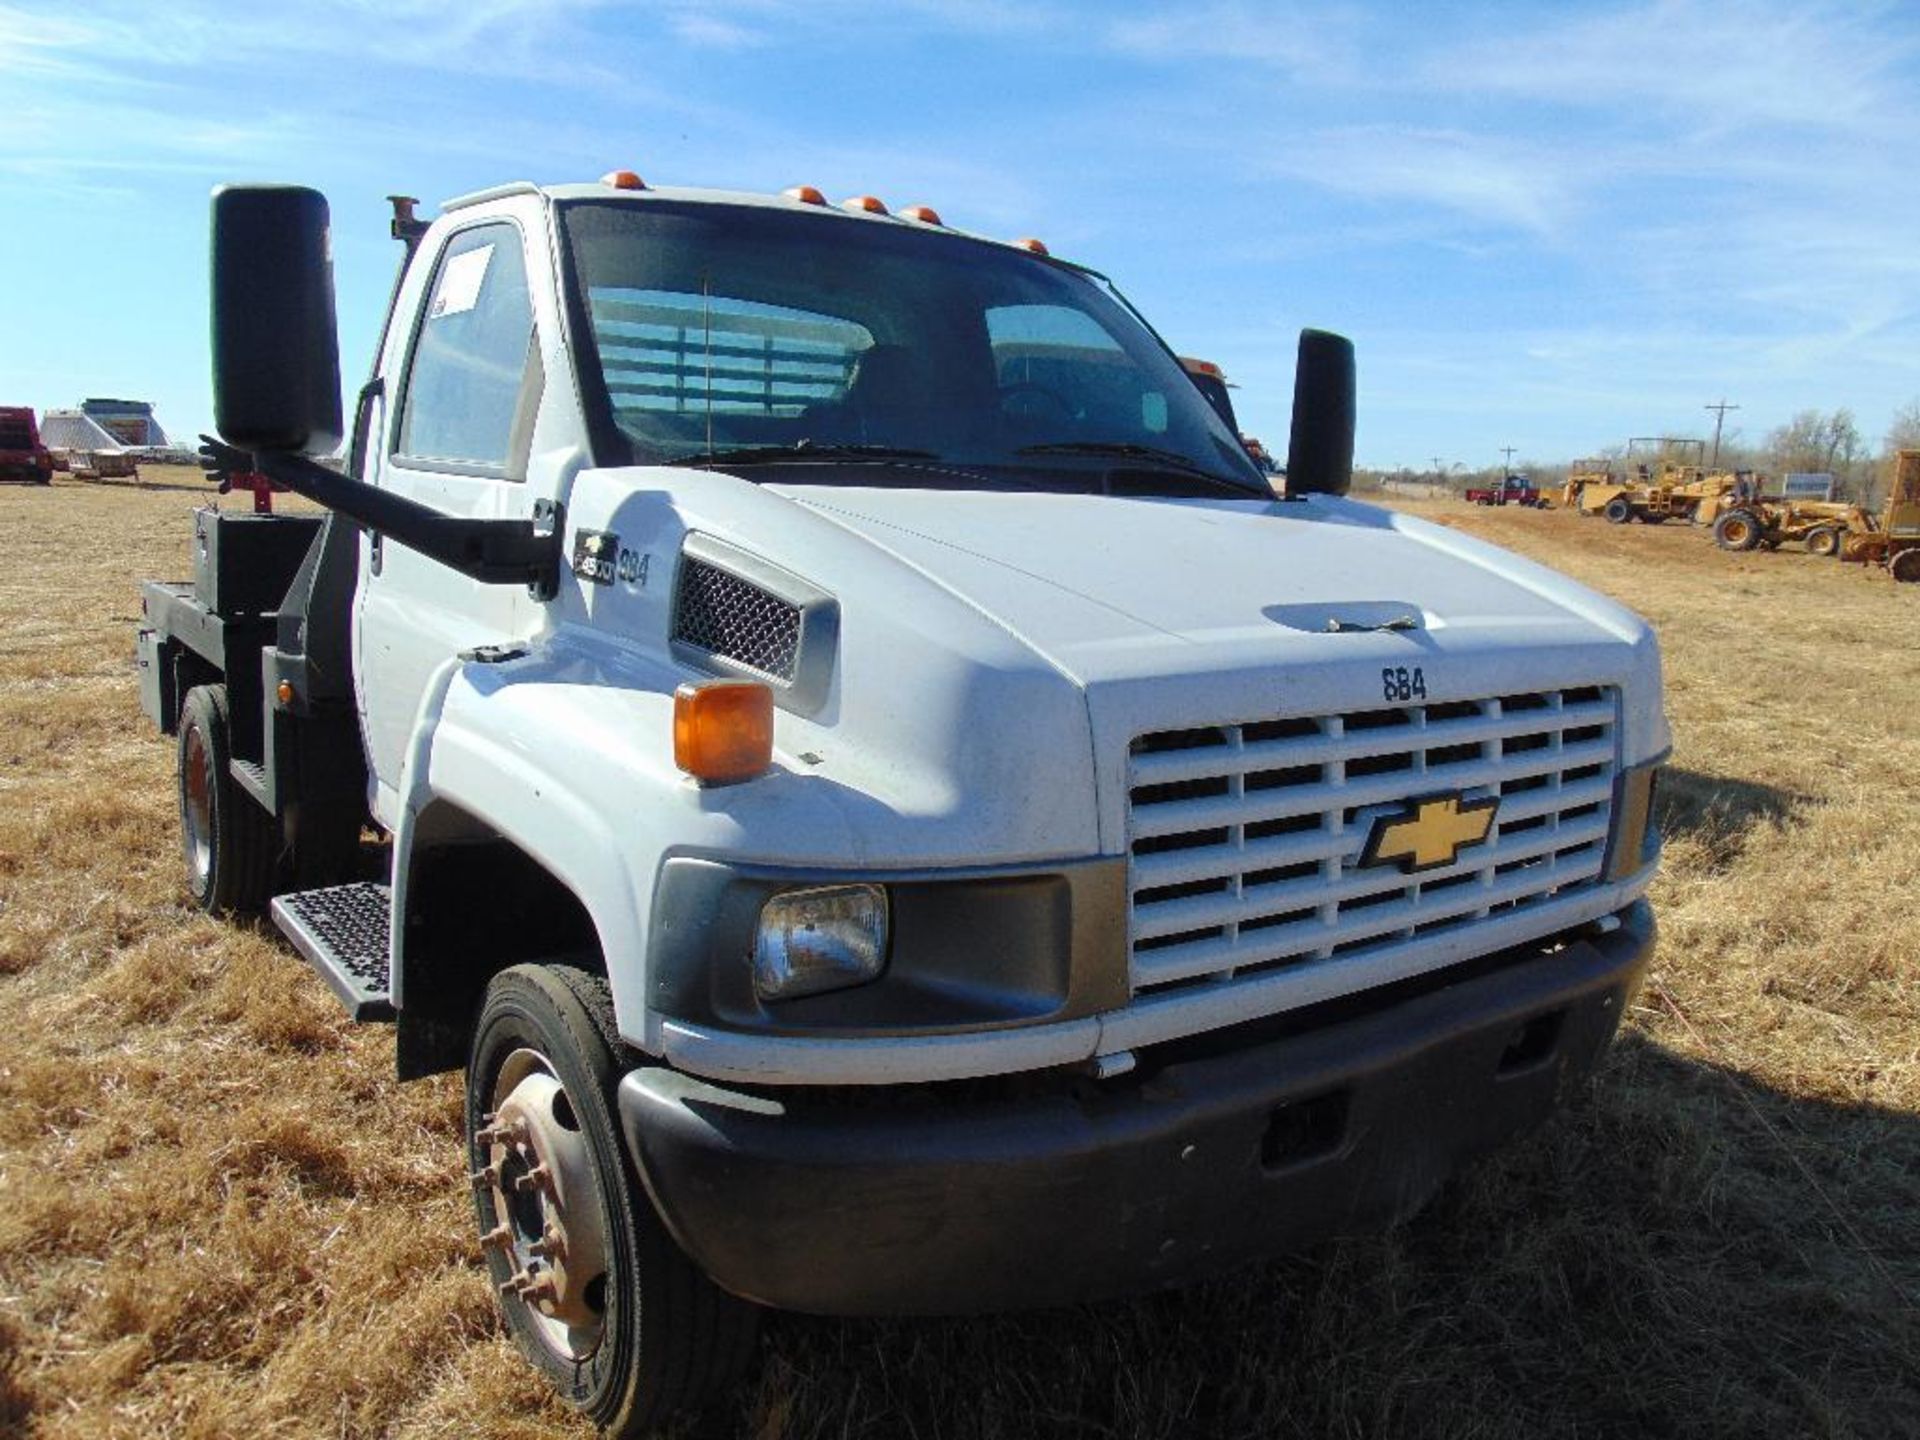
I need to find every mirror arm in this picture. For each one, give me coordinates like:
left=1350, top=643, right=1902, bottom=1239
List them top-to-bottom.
left=200, top=436, right=561, bottom=592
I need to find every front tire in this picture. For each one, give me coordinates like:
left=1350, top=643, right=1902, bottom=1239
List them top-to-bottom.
left=1604, top=497, right=1633, bottom=524
left=1714, top=510, right=1763, bottom=552
left=1805, top=526, right=1841, bottom=558
left=177, top=684, right=277, bottom=914
left=467, top=965, right=758, bottom=1436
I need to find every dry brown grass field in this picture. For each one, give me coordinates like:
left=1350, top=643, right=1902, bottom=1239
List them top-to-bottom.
left=2, top=470, right=1916, bottom=1439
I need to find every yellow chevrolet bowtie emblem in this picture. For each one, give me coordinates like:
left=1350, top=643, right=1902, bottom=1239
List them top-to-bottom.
left=1361, top=793, right=1498, bottom=872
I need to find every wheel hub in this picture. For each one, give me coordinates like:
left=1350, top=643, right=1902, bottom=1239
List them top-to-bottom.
left=478, top=1057, right=610, bottom=1356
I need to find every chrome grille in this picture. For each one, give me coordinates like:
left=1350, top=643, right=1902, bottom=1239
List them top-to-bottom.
left=672, top=558, right=802, bottom=681
left=1126, top=687, right=1618, bottom=996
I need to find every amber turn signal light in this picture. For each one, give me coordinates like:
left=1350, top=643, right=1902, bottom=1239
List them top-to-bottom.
left=601, top=170, right=647, bottom=190
left=674, top=680, right=774, bottom=784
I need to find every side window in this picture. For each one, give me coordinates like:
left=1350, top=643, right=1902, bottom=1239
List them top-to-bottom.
left=397, top=223, right=533, bottom=470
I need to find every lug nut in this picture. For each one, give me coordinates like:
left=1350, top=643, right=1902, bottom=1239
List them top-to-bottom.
left=478, top=1117, right=528, bottom=1147
left=468, top=1162, right=500, bottom=1189
left=514, top=1163, right=552, bottom=1195
left=479, top=1224, right=512, bottom=1252
left=529, top=1225, right=564, bottom=1260
left=499, top=1267, right=530, bottom=1297
left=523, top=1272, right=558, bottom=1305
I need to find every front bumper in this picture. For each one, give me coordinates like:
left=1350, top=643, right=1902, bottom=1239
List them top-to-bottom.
left=618, top=901, right=1653, bottom=1316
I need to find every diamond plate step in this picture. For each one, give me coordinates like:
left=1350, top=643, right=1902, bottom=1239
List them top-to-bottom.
left=271, top=881, right=394, bottom=1022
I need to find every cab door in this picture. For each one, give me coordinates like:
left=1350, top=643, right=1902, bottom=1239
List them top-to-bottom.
left=355, top=217, right=542, bottom=825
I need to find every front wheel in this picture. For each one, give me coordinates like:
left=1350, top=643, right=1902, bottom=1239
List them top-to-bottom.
left=1604, top=497, right=1633, bottom=524
left=1714, top=510, right=1763, bottom=552
left=1805, top=526, right=1841, bottom=558
left=467, top=965, right=758, bottom=1436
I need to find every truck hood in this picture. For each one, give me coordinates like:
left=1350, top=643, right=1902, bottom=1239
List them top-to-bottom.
left=770, top=484, right=1667, bottom=856
left=772, top=485, right=1649, bottom=680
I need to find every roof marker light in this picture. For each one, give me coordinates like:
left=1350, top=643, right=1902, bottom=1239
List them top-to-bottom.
left=600, top=170, right=647, bottom=190
left=784, top=185, right=827, bottom=205
left=841, top=195, right=889, bottom=215
left=899, top=204, right=943, bottom=226
left=1012, top=237, right=1050, bottom=255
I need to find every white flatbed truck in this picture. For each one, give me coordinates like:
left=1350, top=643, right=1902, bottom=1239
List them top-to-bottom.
left=135, top=175, right=1666, bottom=1434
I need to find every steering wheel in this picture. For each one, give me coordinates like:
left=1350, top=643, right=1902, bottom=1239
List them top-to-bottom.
left=997, top=381, right=1074, bottom=420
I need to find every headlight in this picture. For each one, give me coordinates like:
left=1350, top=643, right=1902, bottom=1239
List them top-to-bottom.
left=1604, top=760, right=1664, bottom=882
left=753, top=884, right=889, bottom=1002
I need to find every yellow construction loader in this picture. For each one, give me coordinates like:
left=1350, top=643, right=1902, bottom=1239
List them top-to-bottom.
left=1566, top=438, right=1737, bottom=523
left=1836, top=448, right=1920, bottom=582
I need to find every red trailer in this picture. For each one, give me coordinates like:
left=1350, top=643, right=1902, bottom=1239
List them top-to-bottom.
left=0, top=407, right=54, bottom=485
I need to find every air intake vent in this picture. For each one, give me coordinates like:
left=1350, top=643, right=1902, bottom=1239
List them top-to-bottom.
left=673, top=557, right=803, bottom=682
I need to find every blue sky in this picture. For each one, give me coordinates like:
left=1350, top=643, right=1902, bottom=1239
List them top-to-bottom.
left=4, top=0, right=1918, bottom=471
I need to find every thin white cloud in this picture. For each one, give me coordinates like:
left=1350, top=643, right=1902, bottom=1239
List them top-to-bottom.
left=1425, top=0, right=1916, bottom=134
left=1105, top=4, right=1359, bottom=77
left=666, top=11, right=768, bottom=48
left=1267, top=126, right=1574, bottom=237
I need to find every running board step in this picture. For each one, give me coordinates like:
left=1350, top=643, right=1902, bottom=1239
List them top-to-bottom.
left=271, top=882, right=395, bottom=1022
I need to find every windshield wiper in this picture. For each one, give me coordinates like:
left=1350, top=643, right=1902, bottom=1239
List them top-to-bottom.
left=1015, top=440, right=1255, bottom=494
left=663, top=441, right=940, bottom=467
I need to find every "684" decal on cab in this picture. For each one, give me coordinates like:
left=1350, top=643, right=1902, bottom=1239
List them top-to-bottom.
left=1381, top=666, right=1428, bottom=703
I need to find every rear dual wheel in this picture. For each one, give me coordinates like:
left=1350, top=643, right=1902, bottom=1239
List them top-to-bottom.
left=177, top=684, right=278, bottom=914
left=467, top=965, right=759, bottom=1437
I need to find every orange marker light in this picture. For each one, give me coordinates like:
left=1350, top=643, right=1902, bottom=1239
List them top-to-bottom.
left=600, top=170, right=647, bottom=190
left=784, top=184, right=827, bottom=205
left=841, top=195, right=889, bottom=215
left=899, top=204, right=943, bottom=225
left=1012, top=237, right=1050, bottom=255
left=276, top=680, right=295, bottom=705
left=674, top=680, right=774, bottom=784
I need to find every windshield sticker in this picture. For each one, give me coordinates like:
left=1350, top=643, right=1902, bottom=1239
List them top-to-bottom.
left=430, top=245, right=494, bottom=320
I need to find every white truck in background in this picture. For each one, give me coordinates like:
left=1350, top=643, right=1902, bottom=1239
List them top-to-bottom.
left=135, top=174, right=1666, bottom=1435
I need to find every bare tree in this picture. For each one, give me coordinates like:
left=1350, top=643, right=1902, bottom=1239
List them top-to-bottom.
left=1864, top=399, right=1920, bottom=511
left=1766, top=409, right=1864, bottom=498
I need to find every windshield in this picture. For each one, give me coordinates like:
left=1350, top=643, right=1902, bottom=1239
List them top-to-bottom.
left=556, top=199, right=1269, bottom=496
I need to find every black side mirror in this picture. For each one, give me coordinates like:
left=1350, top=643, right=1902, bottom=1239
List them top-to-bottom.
left=211, top=184, right=343, bottom=455
left=1285, top=328, right=1355, bottom=497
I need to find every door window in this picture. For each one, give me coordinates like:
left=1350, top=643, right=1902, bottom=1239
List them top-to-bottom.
left=397, top=223, right=533, bottom=469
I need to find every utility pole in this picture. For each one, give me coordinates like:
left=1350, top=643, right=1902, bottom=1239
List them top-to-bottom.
left=1705, top=399, right=1740, bottom=467
left=1500, top=446, right=1517, bottom=475
left=1431, top=455, right=1446, bottom=478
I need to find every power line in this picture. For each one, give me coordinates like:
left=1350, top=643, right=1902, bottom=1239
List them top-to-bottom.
left=1705, top=399, right=1740, bottom=467
left=1500, top=446, right=1517, bottom=474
